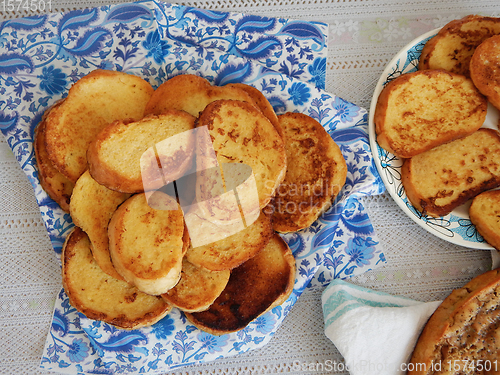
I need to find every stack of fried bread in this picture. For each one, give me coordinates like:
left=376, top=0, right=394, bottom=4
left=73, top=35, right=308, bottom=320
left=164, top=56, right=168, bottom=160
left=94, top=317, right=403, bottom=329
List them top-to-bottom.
left=374, top=15, right=500, bottom=247
left=35, top=70, right=347, bottom=332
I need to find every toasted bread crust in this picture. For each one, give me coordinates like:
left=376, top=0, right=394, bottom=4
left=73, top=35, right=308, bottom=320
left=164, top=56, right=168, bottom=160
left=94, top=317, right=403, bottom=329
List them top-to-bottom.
left=419, top=15, right=500, bottom=77
left=470, top=35, right=500, bottom=111
left=375, top=69, right=487, bottom=158
left=272, top=112, right=347, bottom=233
left=401, top=128, right=500, bottom=217
left=469, top=190, right=500, bottom=251
left=62, top=227, right=172, bottom=330
left=185, top=233, right=295, bottom=335
left=409, top=268, right=500, bottom=374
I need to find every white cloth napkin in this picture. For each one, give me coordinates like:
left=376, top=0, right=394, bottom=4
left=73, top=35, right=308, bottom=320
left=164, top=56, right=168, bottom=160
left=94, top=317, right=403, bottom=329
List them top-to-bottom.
left=322, top=280, right=441, bottom=375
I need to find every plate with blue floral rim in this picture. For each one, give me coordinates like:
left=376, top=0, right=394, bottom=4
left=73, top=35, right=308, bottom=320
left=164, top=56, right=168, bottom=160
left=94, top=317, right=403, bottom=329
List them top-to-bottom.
left=368, top=28, right=499, bottom=250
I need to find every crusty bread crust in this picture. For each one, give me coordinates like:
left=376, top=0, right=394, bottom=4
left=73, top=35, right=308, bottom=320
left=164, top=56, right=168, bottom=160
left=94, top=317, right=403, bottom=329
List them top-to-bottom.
left=419, top=15, right=500, bottom=77
left=470, top=34, right=500, bottom=111
left=375, top=69, right=487, bottom=159
left=272, top=112, right=347, bottom=233
left=401, top=128, right=500, bottom=217
left=469, top=190, right=500, bottom=251
left=62, top=227, right=172, bottom=330
left=185, top=233, right=295, bottom=335
left=409, top=268, right=500, bottom=375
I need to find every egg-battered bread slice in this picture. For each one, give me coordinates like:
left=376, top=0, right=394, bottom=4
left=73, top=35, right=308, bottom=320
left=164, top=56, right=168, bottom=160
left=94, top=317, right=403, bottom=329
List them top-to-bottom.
left=419, top=15, right=500, bottom=77
left=470, top=35, right=500, bottom=111
left=44, top=69, right=154, bottom=183
left=375, top=70, right=487, bottom=158
left=144, top=74, right=257, bottom=117
left=34, top=100, right=74, bottom=212
left=87, top=110, right=196, bottom=193
left=272, top=113, right=347, bottom=233
left=401, top=129, right=500, bottom=217
left=69, top=170, right=130, bottom=280
left=469, top=190, right=500, bottom=251
left=108, top=192, right=185, bottom=295
left=184, top=209, right=273, bottom=271
left=62, top=227, right=172, bottom=330
left=185, top=233, right=295, bottom=335
left=162, top=258, right=230, bottom=313
left=409, top=268, right=500, bottom=375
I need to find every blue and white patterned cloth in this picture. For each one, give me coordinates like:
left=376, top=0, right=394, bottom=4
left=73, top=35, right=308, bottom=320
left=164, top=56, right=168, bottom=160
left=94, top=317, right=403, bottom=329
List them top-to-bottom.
left=0, top=1, right=387, bottom=373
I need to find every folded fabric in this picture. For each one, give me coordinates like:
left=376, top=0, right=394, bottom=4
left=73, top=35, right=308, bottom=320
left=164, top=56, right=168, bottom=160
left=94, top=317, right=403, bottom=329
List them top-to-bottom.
left=492, top=250, right=500, bottom=268
left=322, top=280, right=441, bottom=375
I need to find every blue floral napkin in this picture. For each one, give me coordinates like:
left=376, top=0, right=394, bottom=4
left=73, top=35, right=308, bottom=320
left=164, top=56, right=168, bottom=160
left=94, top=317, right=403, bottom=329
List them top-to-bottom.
left=0, top=1, right=386, bottom=373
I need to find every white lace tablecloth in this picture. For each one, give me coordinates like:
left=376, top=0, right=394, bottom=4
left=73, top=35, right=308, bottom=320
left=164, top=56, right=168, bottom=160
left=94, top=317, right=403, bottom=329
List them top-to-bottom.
left=0, top=1, right=497, bottom=374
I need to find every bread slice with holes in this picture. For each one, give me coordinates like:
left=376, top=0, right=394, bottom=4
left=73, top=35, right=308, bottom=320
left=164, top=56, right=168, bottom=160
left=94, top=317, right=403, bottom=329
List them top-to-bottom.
left=419, top=15, right=500, bottom=77
left=44, top=69, right=154, bottom=183
left=375, top=69, right=487, bottom=158
left=87, top=110, right=196, bottom=193
left=272, top=112, right=347, bottom=233
left=401, top=128, right=500, bottom=217
left=69, top=170, right=130, bottom=280
left=469, top=190, right=500, bottom=251
left=108, top=192, right=186, bottom=295
left=62, top=227, right=172, bottom=330
left=185, top=233, right=295, bottom=335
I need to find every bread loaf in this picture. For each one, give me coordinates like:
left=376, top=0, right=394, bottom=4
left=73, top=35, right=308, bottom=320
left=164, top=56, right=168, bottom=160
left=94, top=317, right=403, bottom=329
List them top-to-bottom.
left=469, top=190, right=500, bottom=250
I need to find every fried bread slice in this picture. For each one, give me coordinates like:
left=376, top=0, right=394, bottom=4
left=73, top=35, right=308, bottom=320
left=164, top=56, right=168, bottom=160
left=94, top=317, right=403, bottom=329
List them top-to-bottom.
left=419, top=15, right=500, bottom=77
left=470, top=35, right=500, bottom=111
left=44, top=69, right=154, bottom=183
left=375, top=69, right=487, bottom=158
left=144, top=74, right=257, bottom=117
left=34, top=100, right=74, bottom=212
left=87, top=110, right=196, bottom=193
left=272, top=112, right=347, bottom=233
left=401, top=128, right=500, bottom=217
left=69, top=170, right=130, bottom=280
left=469, top=190, right=500, bottom=251
left=108, top=192, right=185, bottom=295
left=184, top=209, right=273, bottom=271
left=62, top=227, right=172, bottom=330
left=185, top=233, right=295, bottom=335
left=161, top=258, right=230, bottom=313
left=409, top=268, right=500, bottom=375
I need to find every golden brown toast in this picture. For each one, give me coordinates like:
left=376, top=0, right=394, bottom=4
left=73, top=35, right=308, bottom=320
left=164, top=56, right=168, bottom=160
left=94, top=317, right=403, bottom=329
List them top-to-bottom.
left=419, top=15, right=500, bottom=77
left=470, top=35, right=500, bottom=111
left=44, top=69, right=154, bottom=183
left=375, top=69, right=487, bottom=158
left=144, top=74, right=257, bottom=117
left=34, top=101, right=74, bottom=212
left=87, top=110, right=196, bottom=193
left=271, top=112, right=347, bottom=233
left=401, top=128, right=500, bottom=217
left=69, top=170, right=130, bottom=280
left=469, top=190, right=500, bottom=251
left=108, top=192, right=185, bottom=295
left=184, top=209, right=273, bottom=271
left=62, top=227, right=172, bottom=330
left=185, top=233, right=295, bottom=335
left=161, top=258, right=230, bottom=313
left=409, top=268, right=500, bottom=375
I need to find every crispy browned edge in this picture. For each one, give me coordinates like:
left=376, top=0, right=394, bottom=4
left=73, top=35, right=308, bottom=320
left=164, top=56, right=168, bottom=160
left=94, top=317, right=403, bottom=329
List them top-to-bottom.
left=374, top=69, right=487, bottom=159
left=401, top=128, right=500, bottom=217
left=469, top=190, right=500, bottom=251
left=62, top=227, right=171, bottom=330
left=184, top=234, right=296, bottom=335
left=409, top=268, right=500, bottom=375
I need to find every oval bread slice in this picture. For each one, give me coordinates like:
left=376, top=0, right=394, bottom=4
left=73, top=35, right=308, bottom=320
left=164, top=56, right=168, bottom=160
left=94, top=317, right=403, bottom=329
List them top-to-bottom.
left=470, top=35, right=500, bottom=111
left=44, top=69, right=154, bottom=183
left=375, top=69, right=487, bottom=159
left=272, top=112, right=347, bottom=233
left=401, top=128, right=500, bottom=217
left=469, top=190, right=500, bottom=251
left=108, top=192, right=185, bottom=295
left=62, top=227, right=172, bottom=330
left=185, top=233, right=295, bottom=335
